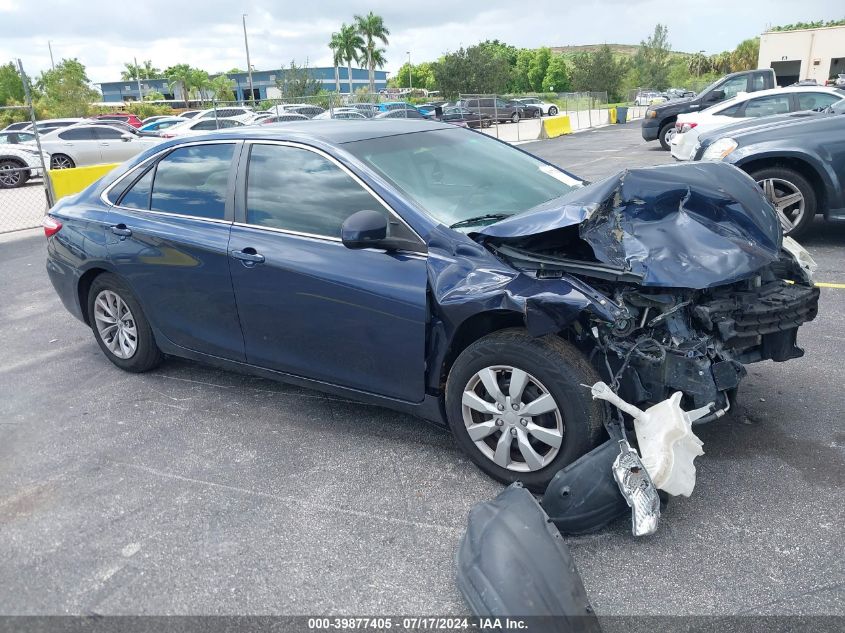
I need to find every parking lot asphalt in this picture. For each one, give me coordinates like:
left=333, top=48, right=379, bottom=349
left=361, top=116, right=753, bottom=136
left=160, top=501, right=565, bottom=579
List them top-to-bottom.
left=1, top=122, right=843, bottom=617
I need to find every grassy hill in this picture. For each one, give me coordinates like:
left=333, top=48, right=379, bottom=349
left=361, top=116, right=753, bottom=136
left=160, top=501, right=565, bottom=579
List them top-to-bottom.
left=551, top=44, right=693, bottom=57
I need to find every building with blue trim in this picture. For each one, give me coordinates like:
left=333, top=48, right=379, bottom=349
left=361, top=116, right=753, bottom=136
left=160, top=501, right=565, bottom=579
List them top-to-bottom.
left=99, top=67, right=389, bottom=103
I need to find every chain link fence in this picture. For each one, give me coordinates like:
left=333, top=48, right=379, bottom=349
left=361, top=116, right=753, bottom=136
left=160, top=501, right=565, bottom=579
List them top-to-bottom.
left=0, top=61, right=52, bottom=235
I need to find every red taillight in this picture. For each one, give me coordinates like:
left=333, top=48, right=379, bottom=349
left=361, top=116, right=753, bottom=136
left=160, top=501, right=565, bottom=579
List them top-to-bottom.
left=42, top=215, right=62, bottom=238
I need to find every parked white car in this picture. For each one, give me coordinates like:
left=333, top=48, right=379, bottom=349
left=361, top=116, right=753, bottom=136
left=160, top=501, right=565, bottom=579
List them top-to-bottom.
left=671, top=86, right=845, bottom=160
left=635, top=91, right=665, bottom=106
left=512, top=97, right=560, bottom=116
left=193, top=107, right=256, bottom=124
left=158, top=117, right=245, bottom=138
left=32, top=124, right=161, bottom=169
left=0, top=144, right=50, bottom=188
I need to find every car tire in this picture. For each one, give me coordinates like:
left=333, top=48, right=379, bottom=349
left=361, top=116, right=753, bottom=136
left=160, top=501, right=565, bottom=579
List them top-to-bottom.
left=548, top=106, right=558, bottom=116
left=511, top=112, right=520, bottom=123
left=658, top=121, right=676, bottom=150
left=50, top=154, right=75, bottom=170
left=0, top=159, right=28, bottom=189
left=749, top=166, right=817, bottom=238
left=87, top=273, right=163, bottom=373
left=445, top=329, right=606, bottom=491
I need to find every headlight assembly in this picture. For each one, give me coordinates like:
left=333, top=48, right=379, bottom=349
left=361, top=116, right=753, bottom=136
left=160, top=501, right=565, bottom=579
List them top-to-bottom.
left=701, top=137, right=738, bottom=161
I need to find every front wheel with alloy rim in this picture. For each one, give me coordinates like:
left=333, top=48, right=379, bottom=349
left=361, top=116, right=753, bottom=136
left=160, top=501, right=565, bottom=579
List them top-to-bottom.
left=548, top=106, right=558, bottom=116
left=511, top=112, right=520, bottom=123
left=658, top=121, right=676, bottom=150
left=50, top=154, right=75, bottom=170
left=0, top=160, right=28, bottom=189
left=750, top=166, right=817, bottom=238
left=87, top=273, right=163, bottom=372
left=446, top=329, right=606, bottom=491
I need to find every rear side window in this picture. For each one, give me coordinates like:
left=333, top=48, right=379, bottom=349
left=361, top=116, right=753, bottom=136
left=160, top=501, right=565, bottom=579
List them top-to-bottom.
left=58, top=128, right=97, bottom=140
left=149, top=144, right=235, bottom=219
left=245, top=144, right=377, bottom=237
left=119, top=168, right=154, bottom=209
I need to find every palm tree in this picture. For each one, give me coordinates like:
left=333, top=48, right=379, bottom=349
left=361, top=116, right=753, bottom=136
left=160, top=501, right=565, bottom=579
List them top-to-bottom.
left=354, top=12, right=390, bottom=93
left=336, top=23, right=364, bottom=94
left=329, top=32, right=342, bottom=93
left=165, top=64, right=194, bottom=106
left=209, top=75, right=236, bottom=101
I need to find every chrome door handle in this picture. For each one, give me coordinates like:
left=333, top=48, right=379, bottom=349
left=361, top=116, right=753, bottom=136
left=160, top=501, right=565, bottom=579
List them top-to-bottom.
left=110, top=224, right=132, bottom=237
left=231, top=249, right=265, bottom=266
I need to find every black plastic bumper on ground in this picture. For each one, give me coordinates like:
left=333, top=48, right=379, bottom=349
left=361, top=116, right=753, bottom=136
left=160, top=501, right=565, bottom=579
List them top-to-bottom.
left=456, top=484, right=601, bottom=632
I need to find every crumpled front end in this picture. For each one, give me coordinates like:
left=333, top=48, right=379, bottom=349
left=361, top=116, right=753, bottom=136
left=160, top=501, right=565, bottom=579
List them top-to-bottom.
left=475, top=162, right=820, bottom=413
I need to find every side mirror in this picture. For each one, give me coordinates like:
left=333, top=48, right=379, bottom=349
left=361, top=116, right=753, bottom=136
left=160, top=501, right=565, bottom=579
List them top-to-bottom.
left=707, top=89, right=725, bottom=102
left=120, top=133, right=134, bottom=142
left=341, top=209, right=423, bottom=253
left=341, top=210, right=389, bottom=249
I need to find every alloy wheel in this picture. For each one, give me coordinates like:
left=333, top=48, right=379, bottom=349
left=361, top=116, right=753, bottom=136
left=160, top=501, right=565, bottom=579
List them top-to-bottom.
left=663, top=126, right=676, bottom=146
left=51, top=155, right=73, bottom=169
left=0, top=163, right=22, bottom=187
left=757, top=177, right=805, bottom=232
left=94, top=290, right=138, bottom=359
left=461, top=365, right=564, bottom=472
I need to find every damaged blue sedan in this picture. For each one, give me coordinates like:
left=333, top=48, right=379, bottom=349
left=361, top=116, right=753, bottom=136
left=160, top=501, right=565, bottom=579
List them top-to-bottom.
left=44, top=121, right=819, bottom=490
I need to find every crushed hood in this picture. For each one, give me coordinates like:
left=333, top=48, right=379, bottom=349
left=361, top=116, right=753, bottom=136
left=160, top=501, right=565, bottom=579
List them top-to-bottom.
left=478, top=162, right=782, bottom=289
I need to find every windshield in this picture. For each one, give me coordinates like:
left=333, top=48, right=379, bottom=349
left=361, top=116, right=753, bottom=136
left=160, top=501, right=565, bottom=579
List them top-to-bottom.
left=829, top=98, right=845, bottom=114
left=344, top=128, right=581, bottom=228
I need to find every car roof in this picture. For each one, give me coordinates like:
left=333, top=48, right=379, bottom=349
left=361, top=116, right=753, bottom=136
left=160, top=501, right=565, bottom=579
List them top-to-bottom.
left=173, top=119, right=453, bottom=145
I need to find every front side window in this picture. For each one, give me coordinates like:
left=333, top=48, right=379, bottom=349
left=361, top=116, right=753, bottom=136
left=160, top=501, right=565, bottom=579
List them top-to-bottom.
left=718, top=75, right=749, bottom=100
left=796, top=92, right=841, bottom=111
left=743, top=94, right=790, bottom=117
left=718, top=103, right=743, bottom=117
left=346, top=128, right=581, bottom=229
left=150, top=144, right=235, bottom=219
left=245, top=144, right=377, bottom=237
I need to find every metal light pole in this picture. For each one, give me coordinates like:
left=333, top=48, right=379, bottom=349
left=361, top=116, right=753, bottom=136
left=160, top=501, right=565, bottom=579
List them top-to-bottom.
left=242, top=14, right=255, bottom=104
left=47, top=41, right=55, bottom=70
left=407, top=51, right=412, bottom=91
left=134, top=56, right=143, bottom=101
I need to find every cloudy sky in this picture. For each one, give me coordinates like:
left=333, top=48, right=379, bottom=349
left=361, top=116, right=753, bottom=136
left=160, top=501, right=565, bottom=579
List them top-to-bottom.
left=0, top=0, right=841, bottom=83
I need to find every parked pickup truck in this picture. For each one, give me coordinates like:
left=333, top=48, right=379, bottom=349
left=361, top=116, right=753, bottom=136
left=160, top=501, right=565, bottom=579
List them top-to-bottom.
left=642, top=68, right=776, bottom=149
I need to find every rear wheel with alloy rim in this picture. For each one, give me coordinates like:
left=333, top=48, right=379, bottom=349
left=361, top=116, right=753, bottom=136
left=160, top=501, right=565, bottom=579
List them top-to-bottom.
left=548, top=106, right=558, bottom=116
left=511, top=112, right=520, bottom=123
left=50, top=154, right=75, bottom=169
left=750, top=166, right=816, bottom=238
left=87, top=273, right=163, bottom=372
left=446, top=329, right=606, bottom=491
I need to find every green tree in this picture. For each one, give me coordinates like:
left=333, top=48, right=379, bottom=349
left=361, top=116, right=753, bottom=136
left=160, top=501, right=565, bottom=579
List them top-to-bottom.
left=354, top=11, right=390, bottom=93
left=336, top=23, right=365, bottom=94
left=632, top=23, right=672, bottom=90
left=328, top=30, right=344, bottom=93
left=731, top=37, right=759, bottom=71
left=433, top=44, right=511, bottom=98
left=570, top=45, right=627, bottom=101
left=527, top=47, right=551, bottom=92
left=512, top=49, right=536, bottom=93
left=710, top=51, right=733, bottom=74
left=687, top=52, right=711, bottom=77
left=542, top=55, right=570, bottom=92
left=37, top=58, right=100, bottom=117
left=276, top=59, right=321, bottom=99
left=121, top=60, right=162, bottom=80
left=393, top=61, right=436, bottom=91
left=0, top=62, right=25, bottom=106
left=165, top=64, right=194, bottom=105
left=226, top=67, right=245, bottom=74
left=190, top=68, right=211, bottom=103
left=208, top=75, right=235, bottom=101
left=143, top=90, right=165, bottom=102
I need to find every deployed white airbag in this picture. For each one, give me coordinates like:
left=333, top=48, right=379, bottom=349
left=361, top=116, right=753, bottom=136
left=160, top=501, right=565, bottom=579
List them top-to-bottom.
left=590, top=382, right=708, bottom=497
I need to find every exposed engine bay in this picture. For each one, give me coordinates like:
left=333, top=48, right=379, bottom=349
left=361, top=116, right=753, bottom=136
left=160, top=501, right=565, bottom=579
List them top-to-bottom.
left=476, top=162, right=821, bottom=418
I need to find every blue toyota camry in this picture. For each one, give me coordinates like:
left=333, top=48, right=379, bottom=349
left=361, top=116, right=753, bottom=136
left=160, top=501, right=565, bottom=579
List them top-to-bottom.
left=44, top=120, right=818, bottom=489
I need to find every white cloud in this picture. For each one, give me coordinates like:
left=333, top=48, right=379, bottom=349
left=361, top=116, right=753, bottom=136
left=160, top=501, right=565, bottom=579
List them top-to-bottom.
left=0, top=0, right=840, bottom=84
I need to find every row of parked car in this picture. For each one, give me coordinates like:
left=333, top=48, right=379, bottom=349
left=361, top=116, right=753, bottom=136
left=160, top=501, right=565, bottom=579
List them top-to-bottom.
left=643, top=68, right=845, bottom=237
left=0, top=96, right=571, bottom=188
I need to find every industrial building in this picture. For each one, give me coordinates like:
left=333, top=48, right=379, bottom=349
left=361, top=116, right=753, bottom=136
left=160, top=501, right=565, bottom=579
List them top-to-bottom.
left=758, top=25, right=845, bottom=86
left=98, top=67, right=388, bottom=103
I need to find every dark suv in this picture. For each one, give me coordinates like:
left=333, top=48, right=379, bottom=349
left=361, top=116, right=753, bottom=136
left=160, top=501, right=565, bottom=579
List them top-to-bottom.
left=643, top=69, right=776, bottom=149
left=459, top=98, right=534, bottom=123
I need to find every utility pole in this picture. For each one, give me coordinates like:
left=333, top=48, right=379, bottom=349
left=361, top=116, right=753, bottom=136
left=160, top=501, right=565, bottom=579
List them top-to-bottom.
left=242, top=14, right=255, bottom=104
left=48, top=41, right=55, bottom=70
left=407, top=51, right=412, bottom=91
left=134, top=56, right=143, bottom=101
